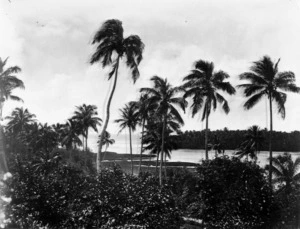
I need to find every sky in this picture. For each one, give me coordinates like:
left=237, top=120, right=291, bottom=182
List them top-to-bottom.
left=1, top=0, right=300, bottom=140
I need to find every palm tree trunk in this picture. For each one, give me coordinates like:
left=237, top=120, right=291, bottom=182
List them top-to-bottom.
left=97, top=57, right=120, bottom=172
left=269, top=95, right=273, bottom=187
left=0, top=100, right=8, bottom=174
left=205, top=110, right=209, bottom=160
left=160, top=116, right=166, bottom=186
left=138, top=119, right=145, bottom=174
left=129, top=127, right=133, bottom=175
left=85, top=129, right=88, bottom=166
left=155, top=152, right=159, bottom=174
left=164, top=152, right=167, bottom=178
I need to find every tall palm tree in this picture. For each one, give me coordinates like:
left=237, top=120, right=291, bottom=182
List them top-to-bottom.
left=90, top=19, right=145, bottom=172
left=238, top=56, right=300, bottom=185
left=0, top=57, right=24, bottom=173
left=182, top=60, right=236, bottom=160
left=140, top=76, right=186, bottom=186
left=115, top=102, right=139, bottom=175
left=72, top=104, right=102, bottom=152
left=265, top=153, right=300, bottom=193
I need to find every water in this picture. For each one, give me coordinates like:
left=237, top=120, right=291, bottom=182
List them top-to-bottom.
left=88, top=133, right=300, bottom=167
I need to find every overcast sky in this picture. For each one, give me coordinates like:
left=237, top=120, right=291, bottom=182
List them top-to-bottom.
left=1, top=0, right=300, bottom=137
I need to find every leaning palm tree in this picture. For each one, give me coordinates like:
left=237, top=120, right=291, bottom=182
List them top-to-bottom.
left=90, top=19, right=145, bottom=172
left=238, top=56, right=300, bottom=185
left=0, top=57, right=24, bottom=173
left=182, top=60, right=236, bottom=160
left=141, top=76, right=186, bottom=186
left=115, top=102, right=139, bottom=175
left=265, top=153, right=300, bottom=193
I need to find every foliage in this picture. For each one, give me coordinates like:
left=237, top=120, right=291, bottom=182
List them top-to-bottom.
left=195, top=157, right=274, bottom=228
left=3, top=160, right=181, bottom=229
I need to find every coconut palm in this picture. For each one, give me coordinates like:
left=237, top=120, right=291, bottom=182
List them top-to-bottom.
left=90, top=19, right=145, bottom=172
left=238, top=56, right=300, bottom=185
left=0, top=57, right=24, bottom=120
left=0, top=57, right=24, bottom=172
left=182, top=60, right=235, bottom=160
left=140, top=76, right=186, bottom=185
left=132, top=94, right=156, bottom=174
left=115, top=102, right=139, bottom=175
left=72, top=104, right=102, bottom=152
left=5, top=107, right=36, bottom=135
left=143, top=111, right=182, bottom=176
left=61, top=119, right=83, bottom=151
left=235, top=125, right=264, bottom=162
left=97, top=131, right=115, bottom=162
left=265, top=153, right=300, bottom=193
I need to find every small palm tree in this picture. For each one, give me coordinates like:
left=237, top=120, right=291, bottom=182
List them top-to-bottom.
left=90, top=19, right=145, bottom=172
left=238, top=56, right=300, bottom=185
left=182, top=60, right=235, bottom=160
left=140, top=76, right=186, bottom=185
left=115, top=102, right=139, bottom=175
left=72, top=104, right=102, bottom=152
left=5, top=107, right=36, bottom=135
left=61, top=119, right=83, bottom=151
left=235, top=125, right=264, bottom=162
left=97, top=131, right=115, bottom=162
left=265, top=153, right=300, bottom=193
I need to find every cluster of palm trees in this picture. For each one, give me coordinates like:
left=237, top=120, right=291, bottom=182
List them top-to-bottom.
left=90, top=19, right=300, bottom=186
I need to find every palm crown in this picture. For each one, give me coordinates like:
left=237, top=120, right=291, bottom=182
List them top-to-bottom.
left=90, top=19, right=145, bottom=82
left=238, top=56, right=300, bottom=118
left=182, top=60, right=236, bottom=120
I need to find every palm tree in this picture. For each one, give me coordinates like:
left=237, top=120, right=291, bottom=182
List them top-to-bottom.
left=90, top=19, right=145, bottom=172
left=238, top=56, right=300, bottom=185
left=0, top=57, right=24, bottom=173
left=0, top=57, right=24, bottom=120
left=182, top=60, right=236, bottom=160
left=140, top=76, right=186, bottom=185
left=132, top=94, right=155, bottom=174
left=115, top=102, right=139, bottom=175
left=72, top=104, right=102, bottom=152
left=5, top=107, right=36, bottom=135
left=61, top=119, right=83, bottom=151
left=235, top=125, right=264, bottom=162
left=97, top=131, right=115, bottom=162
left=265, top=153, right=300, bottom=193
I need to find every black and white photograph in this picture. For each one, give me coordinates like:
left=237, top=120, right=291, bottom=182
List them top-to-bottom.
left=0, top=0, right=300, bottom=228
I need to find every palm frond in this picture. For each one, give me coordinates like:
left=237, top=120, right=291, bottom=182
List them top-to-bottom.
left=243, top=91, right=266, bottom=110
left=272, top=91, right=286, bottom=119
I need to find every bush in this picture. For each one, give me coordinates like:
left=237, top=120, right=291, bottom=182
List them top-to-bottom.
left=194, top=156, right=274, bottom=229
left=3, top=160, right=181, bottom=228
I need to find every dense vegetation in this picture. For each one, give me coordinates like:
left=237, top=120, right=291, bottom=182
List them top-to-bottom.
left=174, top=129, right=300, bottom=152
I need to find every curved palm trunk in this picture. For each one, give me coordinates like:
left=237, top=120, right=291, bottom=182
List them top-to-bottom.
left=97, top=58, right=119, bottom=172
left=269, top=95, right=273, bottom=187
left=205, top=111, right=209, bottom=160
left=160, top=116, right=166, bottom=186
left=138, top=119, right=145, bottom=174
left=129, top=126, right=133, bottom=175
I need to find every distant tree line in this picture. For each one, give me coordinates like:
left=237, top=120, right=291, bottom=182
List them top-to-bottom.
left=174, top=128, right=300, bottom=152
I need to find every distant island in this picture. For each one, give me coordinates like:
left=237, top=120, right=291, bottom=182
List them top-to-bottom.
left=174, top=129, right=300, bottom=152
